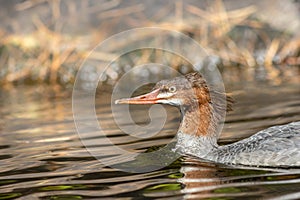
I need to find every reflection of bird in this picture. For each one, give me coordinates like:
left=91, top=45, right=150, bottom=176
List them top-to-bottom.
left=116, top=72, right=300, bottom=167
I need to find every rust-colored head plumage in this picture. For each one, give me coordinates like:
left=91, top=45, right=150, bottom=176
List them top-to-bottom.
left=115, top=71, right=233, bottom=137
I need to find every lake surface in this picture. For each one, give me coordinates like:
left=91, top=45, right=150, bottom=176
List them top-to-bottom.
left=0, top=81, right=300, bottom=199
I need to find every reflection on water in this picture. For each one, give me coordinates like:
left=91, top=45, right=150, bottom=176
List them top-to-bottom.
left=0, top=82, right=299, bottom=199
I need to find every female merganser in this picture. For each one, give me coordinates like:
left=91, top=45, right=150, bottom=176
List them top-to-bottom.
left=115, top=72, right=300, bottom=167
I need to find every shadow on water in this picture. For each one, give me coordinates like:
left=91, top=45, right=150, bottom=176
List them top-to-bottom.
left=0, top=81, right=299, bottom=199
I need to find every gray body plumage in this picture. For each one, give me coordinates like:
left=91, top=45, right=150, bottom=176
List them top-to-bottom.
left=176, top=121, right=300, bottom=167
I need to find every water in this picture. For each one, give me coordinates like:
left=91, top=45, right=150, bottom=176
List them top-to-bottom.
left=0, top=82, right=299, bottom=199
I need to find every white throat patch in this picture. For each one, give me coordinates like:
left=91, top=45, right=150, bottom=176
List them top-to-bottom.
left=157, top=98, right=182, bottom=106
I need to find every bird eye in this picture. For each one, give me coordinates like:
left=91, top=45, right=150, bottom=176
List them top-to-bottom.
left=169, top=86, right=177, bottom=93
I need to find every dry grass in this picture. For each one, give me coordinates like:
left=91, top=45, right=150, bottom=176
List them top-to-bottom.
left=0, top=0, right=299, bottom=86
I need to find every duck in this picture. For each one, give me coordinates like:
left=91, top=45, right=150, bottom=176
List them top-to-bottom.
left=115, top=72, right=300, bottom=167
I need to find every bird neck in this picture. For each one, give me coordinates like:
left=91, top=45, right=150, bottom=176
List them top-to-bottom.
left=175, top=102, right=220, bottom=157
left=179, top=102, right=218, bottom=139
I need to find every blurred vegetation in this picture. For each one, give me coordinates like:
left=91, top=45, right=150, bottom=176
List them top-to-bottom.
left=0, top=0, right=299, bottom=87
